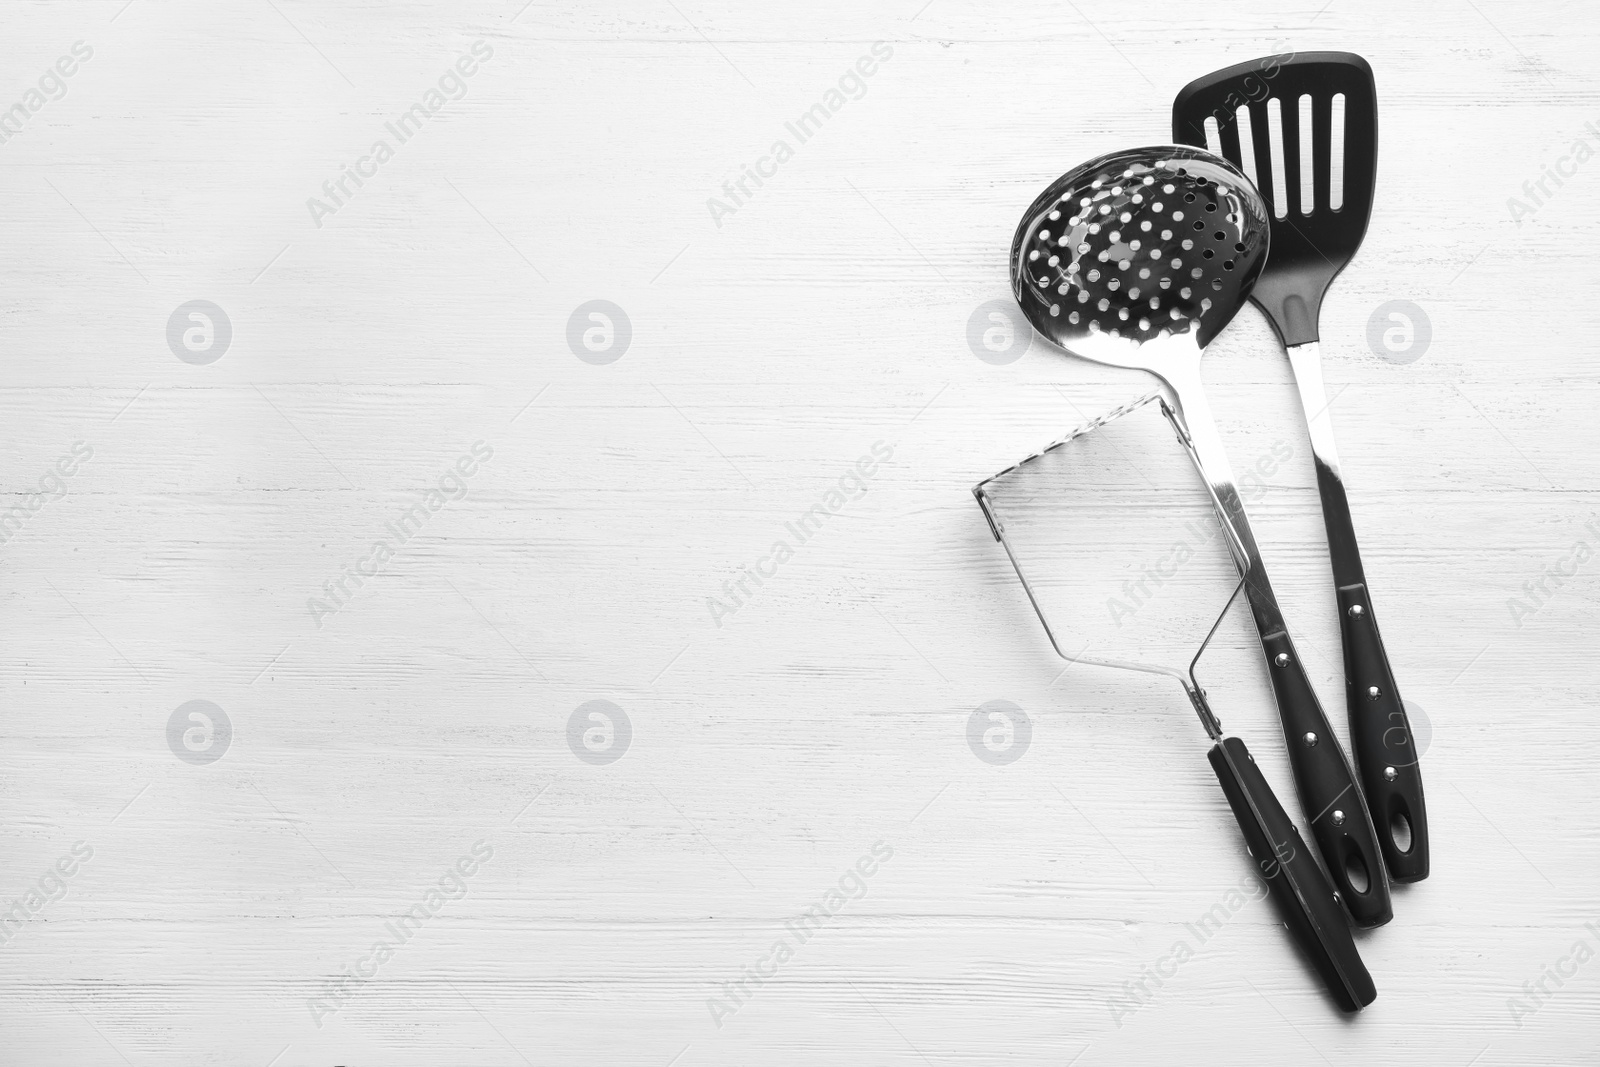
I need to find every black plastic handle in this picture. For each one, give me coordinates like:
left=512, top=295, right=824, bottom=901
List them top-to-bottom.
left=1312, top=455, right=1430, bottom=884
left=1337, top=583, right=1430, bottom=882
left=1259, top=630, right=1393, bottom=927
left=1208, top=737, right=1376, bottom=1012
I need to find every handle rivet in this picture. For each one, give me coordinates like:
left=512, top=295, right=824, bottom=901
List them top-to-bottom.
left=1348, top=604, right=1364, bottom=617
left=1274, top=652, right=1289, bottom=667
left=1368, top=685, right=1381, bottom=699
left=1302, top=731, right=1318, bottom=747
left=1384, top=765, right=1397, bottom=781
left=1332, top=810, right=1345, bottom=825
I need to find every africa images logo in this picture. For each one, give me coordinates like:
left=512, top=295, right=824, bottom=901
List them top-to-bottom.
left=306, top=40, right=495, bottom=228
left=705, top=42, right=894, bottom=228
left=706, top=441, right=892, bottom=627
left=308, top=442, right=493, bottom=628
left=307, top=840, right=494, bottom=1027
left=705, top=841, right=893, bottom=1028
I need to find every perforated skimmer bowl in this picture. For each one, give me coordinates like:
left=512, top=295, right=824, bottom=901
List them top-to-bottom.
left=1010, top=146, right=1266, bottom=363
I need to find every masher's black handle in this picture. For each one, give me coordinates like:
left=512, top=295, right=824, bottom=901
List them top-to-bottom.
left=1259, top=630, right=1393, bottom=927
left=1208, top=736, right=1376, bottom=1012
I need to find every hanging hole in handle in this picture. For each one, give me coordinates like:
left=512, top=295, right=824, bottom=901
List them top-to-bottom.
left=1390, top=811, right=1414, bottom=854
left=1343, top=846, right=1371, bottom=895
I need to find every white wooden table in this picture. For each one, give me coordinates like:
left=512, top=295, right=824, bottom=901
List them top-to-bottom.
left=2, top=1, right=1596, bottom=1062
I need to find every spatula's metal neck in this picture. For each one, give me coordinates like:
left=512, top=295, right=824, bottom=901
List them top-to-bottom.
left=1285, top=340, right=1368, bottom=589
left=1285, top=341, right=1343, bottom=479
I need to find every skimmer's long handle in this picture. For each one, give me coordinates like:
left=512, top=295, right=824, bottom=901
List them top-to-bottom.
left=1287, top=342, right=1430, bottom=883
left=1163, top=364, right=1393, bottom=927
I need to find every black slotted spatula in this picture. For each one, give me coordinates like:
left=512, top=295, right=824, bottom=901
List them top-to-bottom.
left=1173, top=53, right=1429, bottom=884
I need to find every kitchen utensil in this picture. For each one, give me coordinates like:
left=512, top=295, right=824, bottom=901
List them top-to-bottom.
left=1173, top=53, right=1428, bottom=883
left=1009, top=145, right=1392, bottom=926
left=973, top=391, right=1375, bottom=1012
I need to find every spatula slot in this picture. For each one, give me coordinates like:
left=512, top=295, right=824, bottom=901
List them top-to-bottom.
left=1329, top=93, right=1347, bottom=210
left=1297, top=94, right=1316, bottom=215
left=1265, top=97, right=1289, bottom=219
left=1234, top=105, right=1260, bottom=192
left=1202, top=115, right=1222, bottom=156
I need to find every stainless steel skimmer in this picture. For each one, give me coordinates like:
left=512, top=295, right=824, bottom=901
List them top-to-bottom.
left=1008, top=145, right=1391, bottom=926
